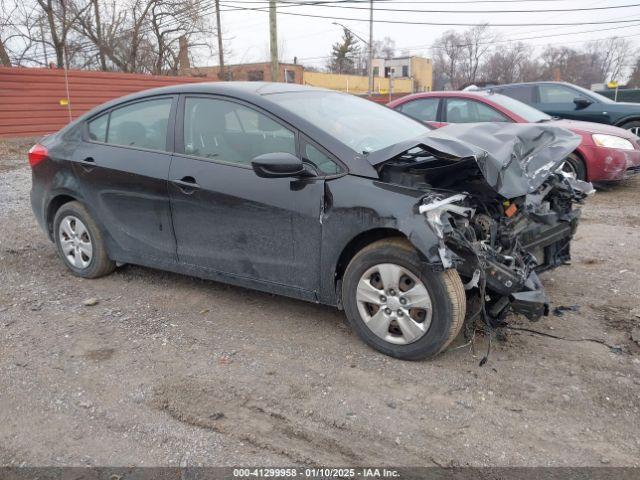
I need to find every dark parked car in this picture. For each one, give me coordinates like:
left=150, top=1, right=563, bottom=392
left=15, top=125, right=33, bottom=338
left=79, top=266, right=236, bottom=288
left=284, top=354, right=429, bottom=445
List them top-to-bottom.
left=483, top=81, right=640, bottom=136
left=29, top=82, right=592, bottom=360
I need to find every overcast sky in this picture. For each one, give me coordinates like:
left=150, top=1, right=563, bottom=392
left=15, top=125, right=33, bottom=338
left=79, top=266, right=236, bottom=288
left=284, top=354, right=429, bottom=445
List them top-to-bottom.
left=210, top=0, right=640, bottom=68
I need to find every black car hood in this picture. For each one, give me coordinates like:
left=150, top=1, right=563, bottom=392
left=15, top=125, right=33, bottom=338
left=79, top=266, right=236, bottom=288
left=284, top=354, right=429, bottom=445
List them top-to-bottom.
left=366, top=122, right=582, bottom=198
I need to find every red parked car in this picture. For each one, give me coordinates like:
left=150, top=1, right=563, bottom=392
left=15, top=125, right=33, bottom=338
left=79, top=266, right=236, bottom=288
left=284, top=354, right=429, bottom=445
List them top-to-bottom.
left=388, top=91, right=640, bottom=181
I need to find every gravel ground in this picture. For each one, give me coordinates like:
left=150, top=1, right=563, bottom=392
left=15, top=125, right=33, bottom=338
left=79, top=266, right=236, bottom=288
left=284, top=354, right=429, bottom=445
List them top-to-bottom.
left=1, top=138, right=639, bottom=467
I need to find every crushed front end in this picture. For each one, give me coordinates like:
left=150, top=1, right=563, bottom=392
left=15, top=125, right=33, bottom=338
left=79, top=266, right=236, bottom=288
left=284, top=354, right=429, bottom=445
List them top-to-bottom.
left=371, top=122, right=593, bottom=326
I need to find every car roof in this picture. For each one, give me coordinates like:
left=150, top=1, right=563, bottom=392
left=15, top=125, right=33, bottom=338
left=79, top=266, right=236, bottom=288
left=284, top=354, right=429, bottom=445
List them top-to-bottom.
left=81, top=81, right=332, bottom=119
left=119, top=81, right=329, bottom=101
left=483, top=81, right=574, bottom=89
left=387, top=90, right=494, bottom=106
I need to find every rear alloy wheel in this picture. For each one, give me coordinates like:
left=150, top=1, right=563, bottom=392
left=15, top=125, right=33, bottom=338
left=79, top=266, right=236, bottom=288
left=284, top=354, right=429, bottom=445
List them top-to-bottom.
left=561, top=153, right=586, bottom=181
left=53, top=201, right=115, bottom=278
left=59, top=215, right=93, bottom=269
left=342, top=238, right=466, bottom=360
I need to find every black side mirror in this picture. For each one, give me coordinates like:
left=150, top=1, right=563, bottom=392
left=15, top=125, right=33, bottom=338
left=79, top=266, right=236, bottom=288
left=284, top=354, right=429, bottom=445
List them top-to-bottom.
left=574, top=97, right=593, bottom=109
left=251, top=152, right=310, bottom=178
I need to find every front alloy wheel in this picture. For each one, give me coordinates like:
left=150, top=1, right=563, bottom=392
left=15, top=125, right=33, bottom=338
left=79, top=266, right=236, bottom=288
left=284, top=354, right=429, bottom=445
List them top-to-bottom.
left=342, top=238, right=466, bottom=360
left=356, top=263, right=432, bottom=345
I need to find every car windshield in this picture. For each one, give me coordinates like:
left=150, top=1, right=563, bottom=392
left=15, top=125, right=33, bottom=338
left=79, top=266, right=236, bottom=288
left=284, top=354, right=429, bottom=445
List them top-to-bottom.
left=268, top=91, right=429, bottom=154
left=488, top=93, right=552, bottom=122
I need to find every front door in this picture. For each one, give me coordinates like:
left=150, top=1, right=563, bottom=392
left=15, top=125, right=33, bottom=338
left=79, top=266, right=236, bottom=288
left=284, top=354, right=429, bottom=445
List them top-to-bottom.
left=535, top=84, right=605, bottom=123
left=168, top=95, right=325, bottom=297
left=71, top=96, right=177, bottom=264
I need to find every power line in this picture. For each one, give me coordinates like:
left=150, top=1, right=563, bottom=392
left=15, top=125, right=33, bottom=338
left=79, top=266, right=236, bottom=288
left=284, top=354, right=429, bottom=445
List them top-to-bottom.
left=226, top=0, right=640, bottom=14
left=236, top=0, right=596, bottom=4
left=218, top=3, right=640, bottom=26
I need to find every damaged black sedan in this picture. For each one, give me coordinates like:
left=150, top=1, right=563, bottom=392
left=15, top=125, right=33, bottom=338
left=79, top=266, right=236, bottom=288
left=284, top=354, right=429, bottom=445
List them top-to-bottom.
left=29, top=83, right=592, bottom=360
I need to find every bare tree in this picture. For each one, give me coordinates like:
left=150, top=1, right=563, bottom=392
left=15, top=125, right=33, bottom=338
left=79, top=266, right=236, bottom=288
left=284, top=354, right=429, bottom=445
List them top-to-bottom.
left=1, top=0, right=44, bottom=66
left=34, top=0, right=91, bottom=68
left=71, top=0, right=218, bottom=74
left=0, top=1, right=15, bottom=66
left=459, top=24, right=495, bottom=87
left=432, top=30, right=465, bottom=89
left=372, top=36, right=395, bottom=59
left=585, top=36, right=630, bottom=83
left=481, top=42, right=534, bottom=84
left=627, top=56, right=640, bottom=88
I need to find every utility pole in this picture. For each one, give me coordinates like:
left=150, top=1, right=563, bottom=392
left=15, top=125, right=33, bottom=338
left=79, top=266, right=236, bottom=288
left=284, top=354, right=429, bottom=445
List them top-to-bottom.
left=215, top=0, right=225, bottom=80
left=269, top=0, right=279, bottom=82
left=367, top=0, right=374, bottom=96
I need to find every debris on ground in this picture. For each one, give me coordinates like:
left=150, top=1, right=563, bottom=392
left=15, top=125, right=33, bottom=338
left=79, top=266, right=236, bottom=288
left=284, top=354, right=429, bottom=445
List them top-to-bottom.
left=552, top=305, right=580, bottom=317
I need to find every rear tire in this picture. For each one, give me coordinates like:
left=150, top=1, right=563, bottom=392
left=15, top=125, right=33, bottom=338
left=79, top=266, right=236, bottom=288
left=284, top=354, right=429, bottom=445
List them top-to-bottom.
left=562, top=153, right=587, bottom=181
left=53, top=201, right=115, bottom=279
left=342, top=238, right=466, bottom=360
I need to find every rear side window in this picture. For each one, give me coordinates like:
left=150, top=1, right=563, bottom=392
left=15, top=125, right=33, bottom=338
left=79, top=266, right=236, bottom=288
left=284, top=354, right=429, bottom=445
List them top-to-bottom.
left=499, top=85, right=534, bottom=104
left=183, top=97, right=296, bottom=166
left=104, top=98, right=172, bottom=151
left=397, top=98, right=439, bottom=122
left=445, top=98, right=509, bottom=123
left=87, top=114, right=108, bottom=142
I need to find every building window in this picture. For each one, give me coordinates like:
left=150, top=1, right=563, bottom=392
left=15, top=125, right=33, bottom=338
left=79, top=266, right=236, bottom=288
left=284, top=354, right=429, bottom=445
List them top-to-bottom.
left=402, top=65, right=409, bottom=77
left=373, top=66, right=379, bottom=77
left=285, top=69, right=295, bottom=83
left=247, top=70, right=264, bottom=81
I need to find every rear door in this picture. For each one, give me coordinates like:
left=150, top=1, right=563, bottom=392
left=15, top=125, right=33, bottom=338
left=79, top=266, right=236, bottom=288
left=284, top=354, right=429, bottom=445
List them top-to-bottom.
left=168, top=94, right=333, bottom=298
left=71, top=96, right=177, bottom=264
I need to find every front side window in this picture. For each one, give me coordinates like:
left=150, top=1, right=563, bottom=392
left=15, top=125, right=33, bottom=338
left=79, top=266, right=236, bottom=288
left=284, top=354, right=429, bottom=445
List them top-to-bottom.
left=539, top=85, right=586, bottom=104
left=183, top=97, right=296, bottom=165
left=106, top=98, right=172, bottom=151
left=397, top=98, right=439, bottom=122
left=445, top=98, right=509, bottom=123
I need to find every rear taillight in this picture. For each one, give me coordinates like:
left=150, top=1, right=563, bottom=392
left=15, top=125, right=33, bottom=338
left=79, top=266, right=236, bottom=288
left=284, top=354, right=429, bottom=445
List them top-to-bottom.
left=28, top=144, right=49, bottom=167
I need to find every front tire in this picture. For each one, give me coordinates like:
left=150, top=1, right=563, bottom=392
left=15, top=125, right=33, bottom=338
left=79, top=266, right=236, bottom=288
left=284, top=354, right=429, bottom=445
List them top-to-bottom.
left=53, top=201, right=115, bottom=278
left=342, top=238, right=466, bottom=360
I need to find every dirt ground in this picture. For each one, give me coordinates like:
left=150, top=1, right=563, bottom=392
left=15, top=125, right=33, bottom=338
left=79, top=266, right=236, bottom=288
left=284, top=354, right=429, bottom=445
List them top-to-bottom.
left=1, top=137, right=639, bottom=467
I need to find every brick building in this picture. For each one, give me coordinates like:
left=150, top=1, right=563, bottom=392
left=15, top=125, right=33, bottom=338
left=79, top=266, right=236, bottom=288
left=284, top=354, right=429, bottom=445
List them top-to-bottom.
left=181, top=62, right=304, bottom=84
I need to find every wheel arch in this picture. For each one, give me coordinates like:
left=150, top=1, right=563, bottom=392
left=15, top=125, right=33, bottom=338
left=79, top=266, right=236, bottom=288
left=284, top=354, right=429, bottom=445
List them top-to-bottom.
left=615, top=116, right=640, bottom=128
left=569, top=149, right=589, bottom=180
left=46, top=192, right=81, bottom=240
left=333, top=228, right=410, bottom=307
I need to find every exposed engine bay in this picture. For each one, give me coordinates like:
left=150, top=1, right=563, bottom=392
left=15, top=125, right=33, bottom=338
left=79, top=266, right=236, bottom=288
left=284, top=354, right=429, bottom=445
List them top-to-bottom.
left=372, top=122, right=594, bottom=327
